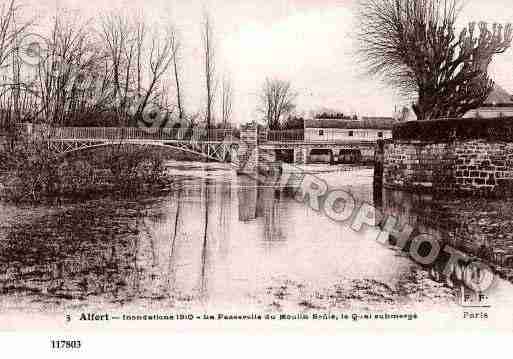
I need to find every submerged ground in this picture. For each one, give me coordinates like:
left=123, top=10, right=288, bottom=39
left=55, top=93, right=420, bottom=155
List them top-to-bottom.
left=0, top=162, right=465, bottom=316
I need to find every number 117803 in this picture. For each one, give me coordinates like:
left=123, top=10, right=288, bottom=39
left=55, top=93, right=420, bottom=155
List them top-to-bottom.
left=51, top=340, right=81, bottom=350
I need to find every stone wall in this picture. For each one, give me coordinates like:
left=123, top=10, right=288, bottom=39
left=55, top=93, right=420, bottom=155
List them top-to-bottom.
left=382, top=117, right=513, bottom=196
left=236, top=127, right=259, bottom=175
left=236, top=128, right=280, bottom=176
left=384, top=139, right=513, bottom=195
left=294, top=147, right=306, bottom=164
left=258, top=148, right=279, bottom=176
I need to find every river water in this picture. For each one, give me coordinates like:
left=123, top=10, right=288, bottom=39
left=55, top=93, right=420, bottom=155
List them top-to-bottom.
left=0, top=162, right=463, bottom=314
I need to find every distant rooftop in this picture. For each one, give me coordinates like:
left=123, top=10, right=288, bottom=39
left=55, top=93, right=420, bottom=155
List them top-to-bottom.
left=484, top=84, right=513, bottom=106
left=304, top=117, right=396, bottom=130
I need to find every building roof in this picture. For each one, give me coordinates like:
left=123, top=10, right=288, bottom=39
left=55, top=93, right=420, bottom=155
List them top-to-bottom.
left=463, top=84, right=513, bottom=118
left=484, top=84, right=513, bottom=106
left=304, top=117, right=396, bottom=130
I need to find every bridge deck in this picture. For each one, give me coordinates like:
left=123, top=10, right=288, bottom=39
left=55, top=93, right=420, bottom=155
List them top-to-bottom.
left=29, top=126, right=379, bottom=146
left=38, top=126, right=238, bottom=142
left=50, top=138, right=234, bottom=145
left=50, top=138, right=377, bottom=146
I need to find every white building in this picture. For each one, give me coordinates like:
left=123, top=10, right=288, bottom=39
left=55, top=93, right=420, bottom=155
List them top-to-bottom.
left=304, top=117, right=395, bottom=143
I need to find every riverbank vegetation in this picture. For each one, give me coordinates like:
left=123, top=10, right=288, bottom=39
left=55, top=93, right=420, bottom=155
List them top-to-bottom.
left=0, top=138, right=170, bottom=203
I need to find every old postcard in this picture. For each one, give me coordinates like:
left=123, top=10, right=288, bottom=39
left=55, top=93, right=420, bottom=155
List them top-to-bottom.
left=1, top=0, right=513, bottom=350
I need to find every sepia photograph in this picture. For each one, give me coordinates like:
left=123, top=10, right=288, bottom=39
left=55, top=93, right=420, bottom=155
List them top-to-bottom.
left=1, top=0, right=513, bottom=354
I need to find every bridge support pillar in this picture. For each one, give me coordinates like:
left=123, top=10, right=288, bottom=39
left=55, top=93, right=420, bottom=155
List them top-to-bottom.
left=236, top=126, right=259, bottom=175
left=0, top=136, right=6, bottom=152
left=294, top=147, right=307, bottom=165
left=361, top=147, right=375, bottom=164
left=258, top=149, right=280, bottom=176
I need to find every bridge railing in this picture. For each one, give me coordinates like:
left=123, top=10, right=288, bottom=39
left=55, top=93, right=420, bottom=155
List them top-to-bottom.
left=45, top=127, right=238, bottom=142
left=267, top=130, right=304, bottom=142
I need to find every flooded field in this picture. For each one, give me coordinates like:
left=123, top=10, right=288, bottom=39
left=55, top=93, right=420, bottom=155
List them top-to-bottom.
left=0, top=162, right=466, bottom=315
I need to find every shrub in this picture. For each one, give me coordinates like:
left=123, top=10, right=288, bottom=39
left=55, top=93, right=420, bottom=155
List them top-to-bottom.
left=0, top=139, right=168, bottom=202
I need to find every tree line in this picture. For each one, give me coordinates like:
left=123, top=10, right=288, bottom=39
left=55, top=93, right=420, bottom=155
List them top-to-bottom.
left=0, top=1, right=234, bottom=136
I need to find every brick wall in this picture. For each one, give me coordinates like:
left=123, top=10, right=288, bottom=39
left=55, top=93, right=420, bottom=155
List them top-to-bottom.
left=383, top=140, right=513, bottom=195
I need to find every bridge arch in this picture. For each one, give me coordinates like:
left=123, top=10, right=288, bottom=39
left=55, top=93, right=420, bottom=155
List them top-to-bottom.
left=51, top=140, right=238, bottom=163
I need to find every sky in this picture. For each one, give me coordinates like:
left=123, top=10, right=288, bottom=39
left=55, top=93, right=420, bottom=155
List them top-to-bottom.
left=25, top=0, right=513, bottom=124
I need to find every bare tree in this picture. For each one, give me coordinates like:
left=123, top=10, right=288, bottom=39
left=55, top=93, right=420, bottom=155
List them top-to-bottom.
left=0, top=0, right=32, bottom=132
left=0, top=0, right=31, bottom=69
left=358, top=0, right=513, bottom=120
left=100, top=12, right=174, bottom=126
left=201, top=12, right=216, bottom=129
left=34, top=13, right=104, bottom=126
left=99, top=13, right=135, bottom=124
left=134, top=17, right=145, bottom=97
left=170, top=26, right=184, bottom=120
left=133, top=27, right=174, bottom=124
left=220, top=74, right=232, bottom=127
left=258, top=78, right=297, bottom=130
left=393, top=105, right=412, bottom=121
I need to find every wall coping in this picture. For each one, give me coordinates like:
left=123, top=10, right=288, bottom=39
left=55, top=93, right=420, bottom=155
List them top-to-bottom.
left=393, top=117, right=513, bottom=142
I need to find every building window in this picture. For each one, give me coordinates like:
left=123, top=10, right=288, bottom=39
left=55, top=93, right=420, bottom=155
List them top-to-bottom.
left=319, top=130, right=324, bottom=136
left=348, top=131, right=354, bottom=137
left=378, top=132, right=383, bottom=138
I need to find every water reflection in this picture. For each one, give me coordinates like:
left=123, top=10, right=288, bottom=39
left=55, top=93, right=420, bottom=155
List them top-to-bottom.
left=0, top=163, right=458, bottom=312
left=237, top=176, right=257, bottom=222
left=238, top=176, right=286, bottom=242
left=377, top=187, right=513, bottom=279
left=378, top=188, right=484, bottom=254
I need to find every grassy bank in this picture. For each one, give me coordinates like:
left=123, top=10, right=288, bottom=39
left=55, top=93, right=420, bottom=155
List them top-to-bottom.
left=0, top=139, right=180, bottom=203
